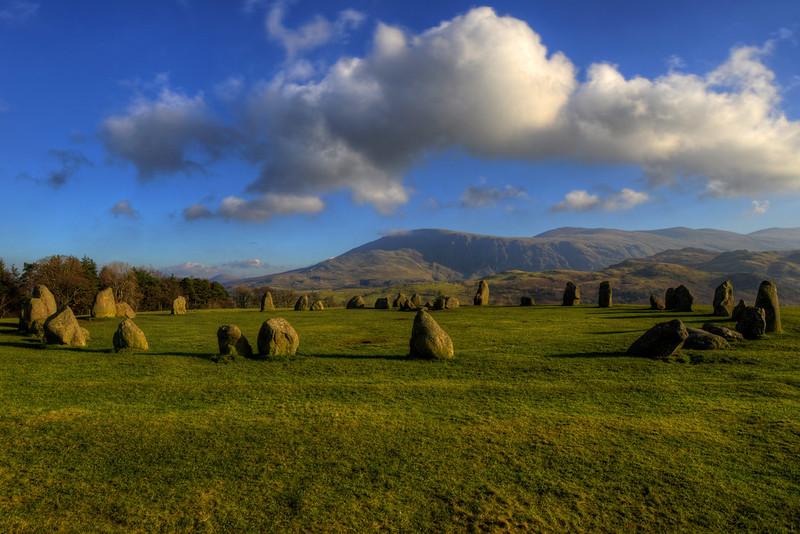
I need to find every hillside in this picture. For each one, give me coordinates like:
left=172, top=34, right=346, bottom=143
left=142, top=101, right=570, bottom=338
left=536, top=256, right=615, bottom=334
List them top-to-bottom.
left=237, top=227, right=800, bottom=290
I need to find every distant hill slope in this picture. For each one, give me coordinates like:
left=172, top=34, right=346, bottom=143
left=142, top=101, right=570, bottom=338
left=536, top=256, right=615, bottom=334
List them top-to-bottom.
left=237, top=227, right=800, bottom=289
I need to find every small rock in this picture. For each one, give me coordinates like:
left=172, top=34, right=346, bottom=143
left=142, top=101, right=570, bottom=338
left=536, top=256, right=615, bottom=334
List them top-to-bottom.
left=650, top=294, right=665, bottom=310
left=346, top=296, right=366, bottom=309
left=520, top=296, right=534, bottom=306
left=374, top=297, right=390, bottom=309
left=311, top=300, right=325, bottom=311
left=115, top=302, right=136, bottom=319
left=736, top=306, right=767, bottom=340
left=409, top=310, right=454, bottom=360
left=113, top=319, right=149, bottom=352
left=701, top=323, right=744, bottom=342
left=217, top=324, right=252, bottom=358
left=684, top=327, right=730, bottom=350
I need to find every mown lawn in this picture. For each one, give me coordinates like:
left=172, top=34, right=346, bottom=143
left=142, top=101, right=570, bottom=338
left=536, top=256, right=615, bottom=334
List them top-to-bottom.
left=0, top=305, right=798, bottom=532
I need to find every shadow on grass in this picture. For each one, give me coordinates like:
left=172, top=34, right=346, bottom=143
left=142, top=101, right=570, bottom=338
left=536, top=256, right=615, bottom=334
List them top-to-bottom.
left=589, top=330, right=644, bottom=335
left=547, top=350, right=630, bottom=359
left=308, top=353, right=408, bottom=361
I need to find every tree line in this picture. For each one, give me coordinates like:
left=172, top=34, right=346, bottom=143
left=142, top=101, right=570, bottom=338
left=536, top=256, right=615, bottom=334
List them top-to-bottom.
left=0, top=255, right=232, bottom=318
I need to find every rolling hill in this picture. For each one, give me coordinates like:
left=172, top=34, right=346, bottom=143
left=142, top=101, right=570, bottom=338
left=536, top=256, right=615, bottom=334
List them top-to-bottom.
left=237, top=227, right=800, bottom=290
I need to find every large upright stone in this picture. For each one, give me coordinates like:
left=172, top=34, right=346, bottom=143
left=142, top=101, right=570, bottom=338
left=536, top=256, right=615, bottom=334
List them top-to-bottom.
left=473, top=280, right=490, bottom=306
left=712, top=280, right=735, bottom=317
left=598, top=281, right=612, bottom=308
left=754, top=281, right=782, bottom=334
left=562, top=282, right=580, bottom=306
left=32, top=285, right=57, bottom=317
left=672, top=285, right=694, bottom=312
left=92, top=288, right=117, bottom=318
left=665, top=288, right=677, bottom=310
left=260, top=292, right=275, bottom=312
left=393, top=292, right=409, bottom=309
left=409, top=293, right=422, bottom=308
left=650, top=294, right=665, bottom=310
left=294, top=295, right=310, bottom=311
left=171, top=296, right=187, bottom=315
left=346, top=296, right=366, bottom=309
left=19, top=297, right=49, bottom=334
left=374, top=297, right=390, bottom=309
left=732, top=299, right=747, bottom=322
left=115, top=302, right=136, bottom=319
left=736, top=306, right=767, bottom=340
left=44, top=307, right=87, bottom=347
left=409, top=310, right=454, bottom=360
left=257, top=317, right=299, bottom=357
left=113, top=319, right=149, bottom=352
left=627, top=319, right=688, bottom=359
left=216, top=324, right=252, bottom=358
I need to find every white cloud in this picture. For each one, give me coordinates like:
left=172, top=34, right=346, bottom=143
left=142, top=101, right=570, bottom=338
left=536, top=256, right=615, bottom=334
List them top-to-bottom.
left=0, top=1, right=38, bottom=23
left=265, top=1, right=365, bottom=58
left=214, top=76, right=244, bottom=101
left=101, top=88, right=235, bottom=178
left=460, top=184, right=527, bottom=208
left=553, top=188, right=649, bottom=212
left=553, top=190, right=600, bottom=212
left=182, top=193, right=324, bottom=223
left=751, top=199, right=770, bottom=215
left=111, top=200, right=139, bottom=219
left=182, top=204, right=214, bottom=220
left=161, top=258, right=278, bottom=280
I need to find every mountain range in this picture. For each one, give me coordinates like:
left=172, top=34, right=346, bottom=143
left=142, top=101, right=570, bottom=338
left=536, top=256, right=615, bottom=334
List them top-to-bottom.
left=235, top=227, right=800, bottom=291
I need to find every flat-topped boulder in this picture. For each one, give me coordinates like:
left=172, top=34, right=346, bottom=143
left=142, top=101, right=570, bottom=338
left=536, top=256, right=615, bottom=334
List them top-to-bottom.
left=473, top=280, right=489, bottom=306
left=712, top=280, right=735, bottom=317
left=598, top=281, right=612, bottom=308
left=754, top=281, right=781, bottom=334
left=562, top=282, right=580, bottom=306
left=33, top=285, right=57, bottom=317
left=92, top=287, right=117, bottom=318
left=260, top=292, right=274, bottom=311
left=294, top=295, right=310, bottom=311
left=171, top=296, right=187, bottom=315
left=346, top=296, right=366, bottom=309
left=374, top=297, right=390, bottom=309
left=115, top=302, right=136, bottom=319
left=736, top=306, right=767, bottom=340
left=44, top=307, right=87, bottom=347
left=409, top=310, right=454, bottom=360
left=257, top=317, right=299, bottom=357
left=113, top=319, right=149, bottom=352
left=627, top=319, right=688, bottom=359
left=701, top=323, right=744, bottom=342
left=217, top=324, right=252, bottom=358
left=684, top=327, right=730, bottom=350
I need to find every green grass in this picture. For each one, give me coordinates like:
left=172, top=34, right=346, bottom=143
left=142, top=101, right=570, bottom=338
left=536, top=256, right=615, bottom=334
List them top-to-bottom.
left=0, top=305, right=798, bottom=532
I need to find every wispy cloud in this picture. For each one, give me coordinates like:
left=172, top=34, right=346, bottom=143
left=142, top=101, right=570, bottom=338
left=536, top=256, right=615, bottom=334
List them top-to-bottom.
left=0, top=1, right=38, bottom=23
left=265, top=1, right=365, bottom=58
left=459, top=184, right=527, bottom=208
left=553, top=188, right=650, bottom=212
left=183, top=193, right=324, bottom=223
left=750, top=199, right=770, bottom=215
left=111, top=200, right=139, bottom=219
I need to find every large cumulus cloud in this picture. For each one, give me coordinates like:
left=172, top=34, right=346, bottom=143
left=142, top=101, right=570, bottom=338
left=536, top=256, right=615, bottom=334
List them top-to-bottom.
left=101, top=6, right=800, bottom=219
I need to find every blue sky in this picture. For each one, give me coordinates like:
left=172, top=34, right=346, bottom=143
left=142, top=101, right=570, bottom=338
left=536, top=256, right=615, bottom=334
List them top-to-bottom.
left=1, top=0, right=799, bottom=278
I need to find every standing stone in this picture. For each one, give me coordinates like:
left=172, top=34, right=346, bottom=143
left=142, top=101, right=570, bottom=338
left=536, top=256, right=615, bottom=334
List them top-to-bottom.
left=473, top=280, right=490, bottom=306
left=712, top=280, right=735, bottom=317
left=598, top=281, right=612, bottom=308
left=754, top=281, right=782, bottom=334
left=562, top=282, right=580, bottom=306
left=32, top=285, right=57, bottom=317
left=672, top=285, right=694, bottom=312
left=92, top=287, right=117, bottom=318
left=665, top=288, right=677, bottom=310
left=260, top=292, right=275, bottom=311
left=393, top=292, right=409, bottom=308
left=409, top=293, right=422, bottom=308
left=650, top=294, right=665, bottom=310
left=294, top=295, right=310, bottom=311
left=171, top=296, right=187, bottom=315
left=346, top=296, right=366, bottom=309
left=520, top=296, right=534, bottom=306
left=19, top=297, right=49, bottom=335
left=374, top=297, right=390, bottom=309
left=732, top=299, right=747, bottom=322
left=311, top=300, right=325, bottom=311
left=115, top=302, right=136, bottom=319
left=736, top=306, right=767, bottom=340
left=44, top=307, right=87, bottom=347
left=409, top=310, right=454, bottom=360
left=257, top=317, right=299, bottom=357
left=113, top=319, right=149, bottom=352
left=627, top=319, right=688, bottom=359
left=216, top=324, right=252, bottom=358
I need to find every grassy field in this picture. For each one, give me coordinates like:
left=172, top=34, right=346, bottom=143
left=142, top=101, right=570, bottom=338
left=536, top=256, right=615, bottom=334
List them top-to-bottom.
left=0, top=305, right=798, bottom=532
